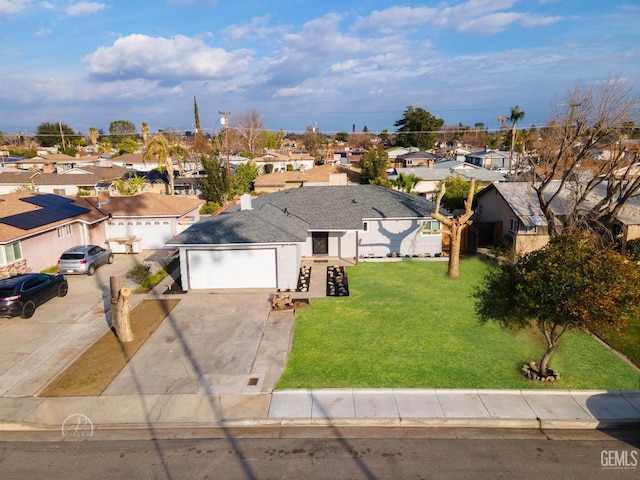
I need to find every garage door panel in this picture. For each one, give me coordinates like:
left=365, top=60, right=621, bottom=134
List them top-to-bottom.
left=188, top=249, right=276, bottom=289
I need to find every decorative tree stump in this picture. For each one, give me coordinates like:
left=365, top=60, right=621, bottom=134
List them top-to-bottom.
left=110, top=276, right=134, bottom=343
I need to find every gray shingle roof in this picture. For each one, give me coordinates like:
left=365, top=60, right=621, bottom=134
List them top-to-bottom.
left=170, top=184, right=445, bottom=246
left=236, top=185, right=443, bottom=230
left=168, top=203, right=308, bottom=245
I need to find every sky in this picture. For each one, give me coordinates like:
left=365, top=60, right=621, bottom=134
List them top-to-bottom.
left=1, top=0, right=639, bottom=137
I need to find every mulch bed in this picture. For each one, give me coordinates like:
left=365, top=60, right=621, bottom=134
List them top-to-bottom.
left=39, top=298, right=180, bottom=397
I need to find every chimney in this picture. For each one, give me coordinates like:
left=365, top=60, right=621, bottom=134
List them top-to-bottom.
left=428, top=159, right=434, bottom=169
left=97, top=187, right=111, bottom=207
left=240, top=193, right=253, bottom=210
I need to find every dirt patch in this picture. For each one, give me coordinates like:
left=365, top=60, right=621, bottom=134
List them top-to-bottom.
left=39, top=298, right=180, bottom=397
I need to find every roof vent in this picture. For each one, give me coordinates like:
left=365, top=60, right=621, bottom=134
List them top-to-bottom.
left=240, top=193, right=252, bottom=211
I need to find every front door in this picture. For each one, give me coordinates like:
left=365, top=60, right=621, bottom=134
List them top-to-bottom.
left=312, top=232, right=329, bottom=255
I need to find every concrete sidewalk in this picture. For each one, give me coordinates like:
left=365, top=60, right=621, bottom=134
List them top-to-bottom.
left=0, top=389, right=639, bottom=436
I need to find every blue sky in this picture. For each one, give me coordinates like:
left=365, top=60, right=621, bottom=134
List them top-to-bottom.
left=1, top=1, right=639, bottom=137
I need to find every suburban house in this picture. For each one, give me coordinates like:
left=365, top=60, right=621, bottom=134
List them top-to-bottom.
left=465, top=148, right=510, bottom=170
left=252, top=151, right=315, bottom=173
left=396, top=151, right=444, bottom=168
left=392, top=160, right=506, bottom=198
left=253, top=164, right=361, bottom=193
left=0, top=165, right=129, bottom=195
left=474, top=180, right=640, bottom=254
left=167, top=185, right=448, bottom=290
left=0, top=192, right=107, bottom=276
left=84, top=192, right=205, bottom=251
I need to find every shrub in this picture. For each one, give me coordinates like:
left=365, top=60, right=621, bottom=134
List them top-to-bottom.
left=200, top=201, right=221, bottom=215
left=626, top=239, right=640, bottom=261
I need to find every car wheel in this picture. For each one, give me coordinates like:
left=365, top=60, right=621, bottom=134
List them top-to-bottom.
left=107, top=254, right=114, bottom=264
left=87, top=264, right=96, bottom=276
left=58, top=282, right=69, bottom=297
left=21, top=300, right=36, bottom=319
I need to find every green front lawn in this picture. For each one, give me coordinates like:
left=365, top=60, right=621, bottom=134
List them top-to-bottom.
left=277, top=258, right=640, bottom=390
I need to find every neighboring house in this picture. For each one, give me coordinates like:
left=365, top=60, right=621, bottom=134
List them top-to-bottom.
left=386, top=147, right=418, bottom=169
left=465, top=148, right=510, bottom=170
left=396, top=151, right=444, bottom=168
left=253, top=152, right=315, bottom=173
left=11, top=153, right=81, bottom=173
left=110, top=153, right=153, bottom=171
left=392, top=161, right=506, bottom=197
left=253, top=164, right=361, bottom=193
left=0, top=165, right=129, bottom=195
left=474, top=180, right=640, bottom=254
left=474, top=182, right=549, bottom=254
left=167, top=185, right=448, bottom=290
left=0, top=192, right=107, bottom=276
left=85, top=192, right=204, bottom=250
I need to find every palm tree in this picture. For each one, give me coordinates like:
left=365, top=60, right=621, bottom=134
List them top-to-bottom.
left=509, top=105, right=525, bottom=173
left=140, top=122, right=150, bottom=147
left=88, top=127, right=99, bottom=147
left=144, top=133, right=190, bottom=195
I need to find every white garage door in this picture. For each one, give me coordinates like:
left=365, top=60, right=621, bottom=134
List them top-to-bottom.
left=107, top=221, right=173, bottom=249
left=187, top=249, right=277, bottom=289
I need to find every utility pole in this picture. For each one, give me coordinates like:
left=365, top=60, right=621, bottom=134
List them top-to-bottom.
left=218, top=110, right=230, bottom=178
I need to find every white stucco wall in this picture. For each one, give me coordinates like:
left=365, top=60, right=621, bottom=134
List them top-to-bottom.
left=358, top=219, right=442, bottom=257
left=277, top=243, right=302, bottom=290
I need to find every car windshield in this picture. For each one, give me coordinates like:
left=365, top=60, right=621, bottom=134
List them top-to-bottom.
left=61, top=253, right=85, bottom=260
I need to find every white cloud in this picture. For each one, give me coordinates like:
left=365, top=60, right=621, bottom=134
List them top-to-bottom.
left=0, top=0, right=30, bottom=16
left=355, top=0, right=562, bottom=35
left=65, top=2, right=105, bottom=17
left=83, top=34, right=253, bottom=82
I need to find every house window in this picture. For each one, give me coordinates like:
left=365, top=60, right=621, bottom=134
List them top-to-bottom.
left=476, top=204, right=483, bottom=216
left=509, top=217, right=519, bottom=233
left=421, top=220, right=441, bottom=235
left=363, top=222, right=368, bottom=232
left=57, top=225, right=72, bottom=238
left=3, top=242, right=22, bottom=265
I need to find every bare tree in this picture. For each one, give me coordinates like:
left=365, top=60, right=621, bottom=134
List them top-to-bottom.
left=533, top=78, right=640, bottom=242
left=235, top=109, right=264, bottom=155
left=432, top=177, right=476, bottom=279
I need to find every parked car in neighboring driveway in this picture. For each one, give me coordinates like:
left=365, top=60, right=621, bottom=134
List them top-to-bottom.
left=57, top=245, right=114, bottom=276
left=0, top=273, right=68, bottom=319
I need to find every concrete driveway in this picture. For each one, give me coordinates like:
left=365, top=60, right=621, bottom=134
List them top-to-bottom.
left=0, top=251, right=294, bottom=397
left=0, top=252, right=155, bottom=397
left=103, top=291, right=294, bottom=395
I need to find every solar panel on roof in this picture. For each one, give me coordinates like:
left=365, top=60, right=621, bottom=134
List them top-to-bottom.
left=0, top=194, right=90, bottom=230
left=21, top=194, right=74, bottom=208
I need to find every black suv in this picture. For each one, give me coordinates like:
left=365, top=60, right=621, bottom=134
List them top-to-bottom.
left=0, top=273, right=68, bottom=319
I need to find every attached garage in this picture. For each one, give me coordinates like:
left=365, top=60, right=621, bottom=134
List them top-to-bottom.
left=106, top=220, right=173, bottom=249
left=187, top=248, right=277, bottom=289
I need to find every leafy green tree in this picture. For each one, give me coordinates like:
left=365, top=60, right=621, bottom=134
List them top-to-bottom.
left=394, top=106, right=444, bottom=150
left=109, top=120, right=136, bottom=139
left=36, top=122, right=77, bottom=147
left=140, top=122, right=150, bottom=146
left=334, top=131, right=349, bottom=142
left=116, top=137, right=140, bottom=155
left=98, top=139, right=113, bottom=154
left=359, top=146, right=389, bottom=184
left=200, top=153, right=230, bottom=205
left=231, top=161, right=260, bottom=196
left=393, top=172, right=420, bottom=193
left=114, top=175, right=146, bottom=195
left=434, top=175, right=481, bottom=212
left=475, top=232, right=640, bottom=377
